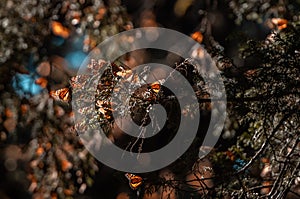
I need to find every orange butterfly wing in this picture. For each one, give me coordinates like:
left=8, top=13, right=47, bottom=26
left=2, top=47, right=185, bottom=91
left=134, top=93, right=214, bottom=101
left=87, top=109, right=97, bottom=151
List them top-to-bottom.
left=271, top=18, right=288, bottom=30
left=51, top=21, right=70, bottom=39
left=191, top=31, right=203, bottom=43
left=150, top=82, right=161, bottom=94
left=50, top=88, right=71, bottom=102
left=125, top=173, right=143, bottom=190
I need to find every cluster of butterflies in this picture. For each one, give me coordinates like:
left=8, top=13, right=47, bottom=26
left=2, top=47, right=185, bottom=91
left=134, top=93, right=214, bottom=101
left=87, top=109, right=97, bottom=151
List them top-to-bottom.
left=45, top=16, right=290, bottom=103
left=48, top=61, right=150, bottom=192
left=49, top=62, right=161, bottom=103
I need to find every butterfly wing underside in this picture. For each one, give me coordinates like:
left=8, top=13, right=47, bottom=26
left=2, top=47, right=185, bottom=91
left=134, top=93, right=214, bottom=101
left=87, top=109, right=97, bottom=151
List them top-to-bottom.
left=50, top=88, right=71, bottom=102
left=125, top=173, right=143, bottom=190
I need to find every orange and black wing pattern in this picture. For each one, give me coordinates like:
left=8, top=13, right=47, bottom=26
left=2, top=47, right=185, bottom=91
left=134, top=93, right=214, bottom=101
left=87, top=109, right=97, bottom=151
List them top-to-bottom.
left=111, top=62, right=132, bottom=78
left=150, top=81, right=161, bottom=94
left=50, top=88, right=71, bottom=102
left=125, top=173, right=143, bottom=190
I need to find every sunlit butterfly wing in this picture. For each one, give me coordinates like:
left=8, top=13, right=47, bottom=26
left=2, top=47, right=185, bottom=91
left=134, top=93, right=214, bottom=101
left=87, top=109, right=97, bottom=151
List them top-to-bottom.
left=271, top=18, right=288, bottom=30
left=51, top=21, right=70, bottom=39
left=191, top=31, right=203, bottom=43
left=111, top=62, right=132, bottom=78
left=143, top=81, right=162, bottom=101
left=150, top=81, right=161, bottom=94
left=50, top=88, right=71, bottom=102
left=125, top=173, right=143, bottom=190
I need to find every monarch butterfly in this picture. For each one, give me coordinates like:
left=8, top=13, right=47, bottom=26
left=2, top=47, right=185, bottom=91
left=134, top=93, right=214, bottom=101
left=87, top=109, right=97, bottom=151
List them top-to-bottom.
left=271, top=18, right=288, bottom=30
left=51, top=21, right=70, bottom=39
left=191, top=31, right=203, bottom=43
left=111, top=62, right=132, bottom=78
left=150, top=81, right=161, bottom=94
left=50, top=88, right=71, bottom=102
left=95, top=103, right=113, bottom=121
left=125, top=173, right=143, bottom=190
